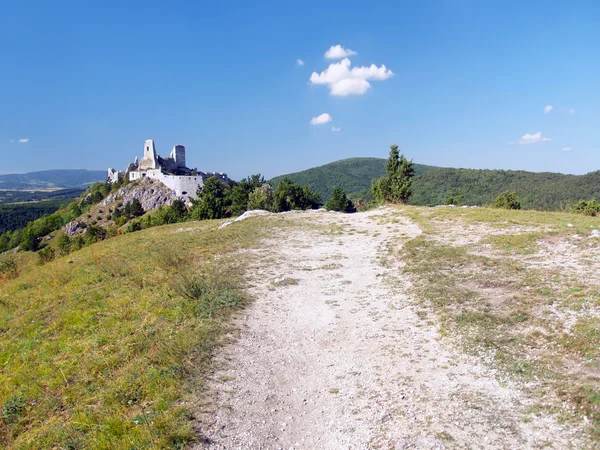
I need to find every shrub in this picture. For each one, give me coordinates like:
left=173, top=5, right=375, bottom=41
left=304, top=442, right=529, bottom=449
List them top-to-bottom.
left=271, top=177, right=320, bottom=212
left=248, top=184, right=274, bottom=211
left=325, top=187, right=355, bottom=213
left=494, top=191, right=521, bottom=210
left=572, top=199, right=600, bottom=216
left=125, top=221, right=143, bottom=233
left=84, top=225, right=107, bottom=244
left=57, top=234, right=71, bottom=256
left=71, top=236, right=85, bottom=251
left=37, top=247, right=56, bottom=265
left=0, top=257, right=18, bottom=279
left=173, top=273, right=244, bottom=319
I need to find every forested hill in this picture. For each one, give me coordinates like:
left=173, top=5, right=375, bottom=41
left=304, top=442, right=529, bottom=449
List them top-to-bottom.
left=268, top=157, right=600, bottom=211
left=269, top=157, right=438, bottom=201
left=409, top=168, right=600, bottom=210
left=0, top=169, right=106, bottom=190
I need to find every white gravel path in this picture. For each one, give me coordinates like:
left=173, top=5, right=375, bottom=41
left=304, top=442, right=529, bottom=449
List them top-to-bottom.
left=195, top=208, right=583, bottom=449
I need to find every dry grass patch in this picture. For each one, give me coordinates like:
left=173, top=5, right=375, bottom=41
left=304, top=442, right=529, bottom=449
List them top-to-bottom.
left=398, top=206, right=600, bottom=441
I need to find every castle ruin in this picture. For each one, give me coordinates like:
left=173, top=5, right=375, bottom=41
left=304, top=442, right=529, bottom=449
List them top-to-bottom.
left=108, top=139, right=227, bottom=199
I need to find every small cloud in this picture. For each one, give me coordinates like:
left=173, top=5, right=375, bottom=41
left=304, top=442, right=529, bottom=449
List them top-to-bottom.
left=324, top=45, right=357, bottom=59
left=310, top=57, right=393, bottom=96
left=297, top=59, right=305, bottom=66
left=544, top=105, right=553, bottom=113
left=569, top=107, right=575, bottom=114
left=310, top=113, right=332, bottom=125
left=332, top=126, right=341, bottom=132
left=518, top=131, right=551, bottom=145
left=18, top=138, right=29, bottom=143
left=9, top=139, right=15, bottom=143
left=562, top=147, right=573, bottom=152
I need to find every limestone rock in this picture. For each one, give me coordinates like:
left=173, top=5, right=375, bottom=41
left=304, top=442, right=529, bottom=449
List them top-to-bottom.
left=102, top=177, right=178, bottom=211
left=64, top=221, right=81, bottom=236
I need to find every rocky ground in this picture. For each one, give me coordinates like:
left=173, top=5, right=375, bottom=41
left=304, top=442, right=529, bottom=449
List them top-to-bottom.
left=193, top=208, right=590, bottom=449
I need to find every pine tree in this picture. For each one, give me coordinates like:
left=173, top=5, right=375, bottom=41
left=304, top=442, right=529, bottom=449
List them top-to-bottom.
left=372, top=145, right=415, bottom=204
left=325, top=187, right=355, bottom=213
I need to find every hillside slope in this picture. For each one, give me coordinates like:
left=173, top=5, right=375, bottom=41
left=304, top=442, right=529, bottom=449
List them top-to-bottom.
left=269, top=157, right=438, bottom=201
left=269, top=158, right=600, bottom=210
left=410, top=168, right=600, bottom=210
left=0, top=169, right=106, bottom=190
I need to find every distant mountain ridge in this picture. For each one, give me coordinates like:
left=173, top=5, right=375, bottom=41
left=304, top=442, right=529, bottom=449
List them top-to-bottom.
left=269, top=158, right=600, bottom=211
left=411, top=167, right=600, bottom=210
left=0, top=169, right=106, bottom=190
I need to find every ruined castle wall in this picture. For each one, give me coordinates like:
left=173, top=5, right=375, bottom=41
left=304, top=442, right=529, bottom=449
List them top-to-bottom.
left=128, top=169, right=204, bottom=198
left=160, top=174, right=205, bottom=198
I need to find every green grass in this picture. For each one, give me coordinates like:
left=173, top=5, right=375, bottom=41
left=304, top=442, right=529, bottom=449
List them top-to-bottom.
left=0, top=217, right=274, bottom=449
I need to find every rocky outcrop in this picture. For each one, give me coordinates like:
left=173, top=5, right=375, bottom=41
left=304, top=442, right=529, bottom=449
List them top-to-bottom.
left=102, top=177, right=178, bottom=211
left=64, top=221, right=81, bottom=236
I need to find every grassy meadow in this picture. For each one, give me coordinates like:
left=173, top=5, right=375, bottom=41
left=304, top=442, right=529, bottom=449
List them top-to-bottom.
left=0, top=217, right=274, bottom=449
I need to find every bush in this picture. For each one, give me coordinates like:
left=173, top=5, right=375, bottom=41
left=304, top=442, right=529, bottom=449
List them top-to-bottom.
left=271, top=177, right=320, bottom=212
left=248, top=184, right=274, bottom=211
left=325, top=187, right=355, bottom=213
left=494, top=191, right=521, bottom=210
left=572, top=199, right=600, bottom=216
left=125, top=221, right=143, bottom=233
left=84, top=225, right=107, bottom=244
left=57, top=234, right=71, bottom=256
left=37, top=247, right=56, bottom=265
left=0, top=257, right=18, bottom=279
left=173, top=273, right=244, bottom=319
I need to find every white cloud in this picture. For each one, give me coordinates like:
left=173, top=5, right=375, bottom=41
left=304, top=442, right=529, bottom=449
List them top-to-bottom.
left=324, top=45, right=357, bottom=59
left=310, top=57, right=393, bottom=96
left=297, top=59, right=304, bottom=66
left=544, top=105, right=553, bottom=113
left=569, top=107, right=575, bottom=114
left=310, top=113, right=332, bottom=125
left=332, top=126, right=341, bottom=132
left=518, top=132, right=551, bottom=145
left=18, top=138, right=29, bottom=143
left=562, top=147, right=573, bottom=152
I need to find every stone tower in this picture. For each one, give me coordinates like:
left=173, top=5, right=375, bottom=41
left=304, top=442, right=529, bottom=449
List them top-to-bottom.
left=139, top=139, right=158, bottom=170
left=170, top=145, right=186, bottom=168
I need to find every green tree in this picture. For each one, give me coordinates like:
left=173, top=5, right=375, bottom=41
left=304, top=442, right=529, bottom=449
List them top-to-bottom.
left=372, top=145, right=415, bottom=204
left=230, top=174, right=266, bottom=215
left=190, top=176, right=232, bottom=220
left=272, top=178, right=321, bottom=212
left=247, top=184, right=274, bottom=211
left=325, top=187, right=355, bottom=213
left=494, top=191, right=521, bottom=210
left=129, top=198, right=145, bottom=217
left=166, top=199, right=188, bottom=223
left=19, top=228, right=38, bottom=252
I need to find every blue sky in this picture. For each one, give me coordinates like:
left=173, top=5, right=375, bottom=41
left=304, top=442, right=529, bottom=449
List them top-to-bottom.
left=1, top=1, right=599, bottom=179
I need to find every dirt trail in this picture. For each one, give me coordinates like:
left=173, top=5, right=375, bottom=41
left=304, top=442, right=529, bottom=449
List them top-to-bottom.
left=196, top=208, right=581, bottom=449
